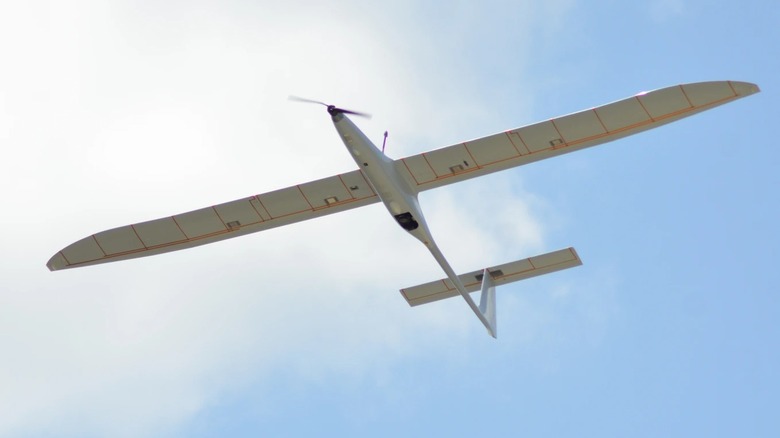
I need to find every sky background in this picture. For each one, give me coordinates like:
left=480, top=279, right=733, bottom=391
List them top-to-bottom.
left=1, top=0, right=778, bottom=437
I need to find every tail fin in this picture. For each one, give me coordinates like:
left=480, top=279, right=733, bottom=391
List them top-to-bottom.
left=400, top=247, right=582, bottom=337
left=478, top=268, right=497, bottom=337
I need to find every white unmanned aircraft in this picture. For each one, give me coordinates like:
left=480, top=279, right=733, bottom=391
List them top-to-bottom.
left=49, top=81, right=759, bottom=337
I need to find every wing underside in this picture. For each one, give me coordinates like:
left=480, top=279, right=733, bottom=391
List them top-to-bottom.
left=49, top=81, right=759, bottom=271
left=395, top=81, right=759, bottom=193
left=48, top=170, right=379, bottom=270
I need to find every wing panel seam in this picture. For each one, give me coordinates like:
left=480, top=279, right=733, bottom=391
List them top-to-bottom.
left=504, top=131, right=524, bottom=156
left=171, top=215, right=190, bottom=240
left=129, top=224, right=148, bottom=249
left=91, top=234, right=108, bottom=257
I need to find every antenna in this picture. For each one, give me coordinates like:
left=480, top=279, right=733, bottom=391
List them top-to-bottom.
left=381, top=131, right=388, bottom=154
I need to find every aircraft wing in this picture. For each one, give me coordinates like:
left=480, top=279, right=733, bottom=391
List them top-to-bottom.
left=49, top=81, right=758, bottom=271
left=395, top=81, right=760, bottom=193
left=47, top=170, right=379, bottom=270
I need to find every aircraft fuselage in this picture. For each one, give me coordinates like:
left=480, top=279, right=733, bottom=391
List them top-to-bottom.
left=330, top=110, right=497, bottom=335
left=330, top=112, right=435, bottom=246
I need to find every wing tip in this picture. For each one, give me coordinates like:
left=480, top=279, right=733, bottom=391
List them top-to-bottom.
left=731, top=80, right=761, bottom=97
left=46, top=253, right=68, bottom=272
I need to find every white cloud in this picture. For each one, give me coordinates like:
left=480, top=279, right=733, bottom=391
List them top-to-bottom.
left=0, top=0, right=589, bottom=436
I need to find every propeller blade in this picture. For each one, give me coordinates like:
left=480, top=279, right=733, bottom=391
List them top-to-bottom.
left=288, top=95, right=327, bottom=106
left=289, top=96, right=372, bottom=119
left=337, top=108, right=372, bottom=119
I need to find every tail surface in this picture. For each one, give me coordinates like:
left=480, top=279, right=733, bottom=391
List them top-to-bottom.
left=400, top=247, right=582, bottom=337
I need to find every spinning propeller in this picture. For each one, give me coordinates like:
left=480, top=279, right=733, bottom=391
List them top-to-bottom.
left=288, top=96, right=372, bottom=119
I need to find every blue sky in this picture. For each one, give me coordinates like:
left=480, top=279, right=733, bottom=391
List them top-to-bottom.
left=1, top=1, right=777, bottom=437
